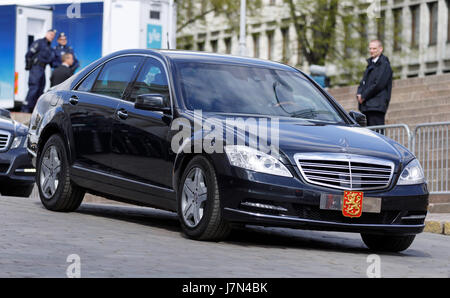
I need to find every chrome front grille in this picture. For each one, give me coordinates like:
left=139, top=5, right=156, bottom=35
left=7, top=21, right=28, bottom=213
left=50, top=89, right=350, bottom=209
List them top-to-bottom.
left=0, top=130, right=11, bottom=152
left=294, top=153, right=395, bottom=191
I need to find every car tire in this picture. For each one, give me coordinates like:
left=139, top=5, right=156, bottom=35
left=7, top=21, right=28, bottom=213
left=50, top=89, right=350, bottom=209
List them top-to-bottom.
left=36, top=134, right=84, bottom=212
left=177, top=155, right=231, bottom=241
left=1, top=184, right=34, bottom=197
left=361, top=233, right=416, bottom=252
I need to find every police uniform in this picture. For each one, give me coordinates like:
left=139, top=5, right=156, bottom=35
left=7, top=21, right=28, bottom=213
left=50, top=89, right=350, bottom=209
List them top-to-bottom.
left=22, top=33, right=56, bottom=113
left=52, top=33, right=79, bottom=73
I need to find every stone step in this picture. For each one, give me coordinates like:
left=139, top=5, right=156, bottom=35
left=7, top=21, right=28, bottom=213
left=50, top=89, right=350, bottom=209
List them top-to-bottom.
left=329, top=73, right=450, bottom=97
left=394, top=73, right=450, bottom=88
left=421, top=73, right=450, bottom=84
left=390, top=83, right=450, bottom=97
left=335, top=90, right=450, bottom=108
left=337, top=95, right=450, bottom=111
left=388, top=96, right=450, bottom=111
left=386, top=103, right=450, bottom=119
left=386, top=112, right=450, bottom=126
left=422, top=154, right=450, bottom=163
left=422, top=164, right=450, bottom=174
left=423, top=171, right=449, bottom=181
left=424, top=179, right=450, bottom=194
left=426, top=185, right=450, bottom=195
left=429, top=193, right=450, bottom=204
left=428, top=203, right=450, bottom=213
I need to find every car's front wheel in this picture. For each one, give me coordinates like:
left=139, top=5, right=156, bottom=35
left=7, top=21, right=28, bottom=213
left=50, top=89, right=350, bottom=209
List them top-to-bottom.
left=37, top=134, right=84, bottom=212
left=177, top=155, right=231, bottom=241
left=361, top=233, right=416, bottom=252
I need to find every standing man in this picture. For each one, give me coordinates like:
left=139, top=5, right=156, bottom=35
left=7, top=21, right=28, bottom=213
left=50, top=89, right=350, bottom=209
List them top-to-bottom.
left=22, top=29, right=56, bottom=113
left=52, top=32, right=79, bottom=73
left=356, top=40, right=393, bottom=127
left=50, top=53, right=75, bottom=87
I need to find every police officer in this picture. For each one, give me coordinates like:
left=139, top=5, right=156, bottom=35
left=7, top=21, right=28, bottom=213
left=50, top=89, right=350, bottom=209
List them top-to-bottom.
left=22, top=29, right=56, bottom=113
left=52, top=32, right=79, bottom=73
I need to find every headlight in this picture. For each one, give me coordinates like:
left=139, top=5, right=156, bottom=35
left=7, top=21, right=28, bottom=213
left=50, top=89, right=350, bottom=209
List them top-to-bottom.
left=10, top=136, right=23, bottom=149
left=224, top=145, right=292, bottom=177
left=397, top=159, right=426, bottom=185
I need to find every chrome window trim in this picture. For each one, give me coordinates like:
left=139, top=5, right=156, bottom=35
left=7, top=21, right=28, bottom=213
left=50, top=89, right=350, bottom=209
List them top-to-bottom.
left=72, top=53, right=175, bottom=116
left=0, top=130, right=12, bottom=152
left=294, top=153, right=395, bottom=191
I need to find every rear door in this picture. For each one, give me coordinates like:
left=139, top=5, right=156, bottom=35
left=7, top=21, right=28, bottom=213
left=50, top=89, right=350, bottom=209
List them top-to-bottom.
left=66, top=55, right=143, bottom=172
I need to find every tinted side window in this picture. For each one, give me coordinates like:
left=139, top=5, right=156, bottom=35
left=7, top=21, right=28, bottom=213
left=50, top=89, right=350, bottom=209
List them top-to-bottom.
left=91, top=56, right=142, bottom=99
left=128, top=58, right=169, bottom=104
left=76, top=66, right=102, bottom=92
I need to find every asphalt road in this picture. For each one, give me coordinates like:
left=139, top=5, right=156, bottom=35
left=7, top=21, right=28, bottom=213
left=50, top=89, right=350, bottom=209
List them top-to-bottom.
left=0, top=194, right=449, bottom=278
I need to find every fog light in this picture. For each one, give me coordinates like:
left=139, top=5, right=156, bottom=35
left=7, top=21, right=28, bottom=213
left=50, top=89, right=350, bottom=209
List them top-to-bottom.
left=15, top=168, right=36, bottom=173
left=241, top=201, right=288, bottom=212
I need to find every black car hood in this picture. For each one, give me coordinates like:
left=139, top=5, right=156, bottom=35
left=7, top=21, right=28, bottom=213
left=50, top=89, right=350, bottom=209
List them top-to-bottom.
left=189, top=112, right=413, bottom=168
left=0, top=115, right=28, bottom=136
left=275, top=121, right=411, bottom=167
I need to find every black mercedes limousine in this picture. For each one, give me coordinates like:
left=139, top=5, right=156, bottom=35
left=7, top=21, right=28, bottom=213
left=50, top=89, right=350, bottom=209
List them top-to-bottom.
left=27, top=49, right=428, bottom=252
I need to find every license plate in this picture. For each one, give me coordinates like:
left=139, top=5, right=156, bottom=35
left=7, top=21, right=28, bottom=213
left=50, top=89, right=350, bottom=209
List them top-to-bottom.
left=342, top=191, right=364, bottom=218
left=320, top=192, right=381, bottom=215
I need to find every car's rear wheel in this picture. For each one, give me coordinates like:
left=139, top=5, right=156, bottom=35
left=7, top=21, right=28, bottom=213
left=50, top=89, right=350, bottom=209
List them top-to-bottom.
left=37, top=134, right=84, bottom=212
left=177, top=155, right=231, bottom=241
left=361, top=233, right=416, bottom=252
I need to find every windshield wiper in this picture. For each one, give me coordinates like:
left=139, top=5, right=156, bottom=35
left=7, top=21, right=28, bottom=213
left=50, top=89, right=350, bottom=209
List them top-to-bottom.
left=290, top=109, right=334, bottom=119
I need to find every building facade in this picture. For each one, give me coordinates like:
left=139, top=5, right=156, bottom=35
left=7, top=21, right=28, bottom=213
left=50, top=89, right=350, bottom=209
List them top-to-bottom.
left=177, top=0, right=450, bottom=85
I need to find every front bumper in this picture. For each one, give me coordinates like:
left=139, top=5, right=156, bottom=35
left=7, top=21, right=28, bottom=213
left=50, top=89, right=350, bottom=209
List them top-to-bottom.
left=0, top=146, right=36, bottom=185
left=214, top=160, right=428, bottom=236
left=223, top=208, right=426, bottom=235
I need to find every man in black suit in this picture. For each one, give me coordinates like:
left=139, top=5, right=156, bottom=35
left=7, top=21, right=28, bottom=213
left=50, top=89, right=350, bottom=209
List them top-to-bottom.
left=356, top=40, right=393, bottom=127
left=50, top=53, right=75, bottom=87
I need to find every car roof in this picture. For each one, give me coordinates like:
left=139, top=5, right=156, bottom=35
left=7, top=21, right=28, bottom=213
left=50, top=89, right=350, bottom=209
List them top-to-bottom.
left=70, top=49, right=304, bottom=90
left=105, top=49, right=298, bottom=72
left=159, top=50, right=296, bottom=71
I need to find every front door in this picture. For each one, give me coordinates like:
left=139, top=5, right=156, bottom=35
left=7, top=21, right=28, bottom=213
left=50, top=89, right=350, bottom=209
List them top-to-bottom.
left=111, top=57, right=174, bottom=189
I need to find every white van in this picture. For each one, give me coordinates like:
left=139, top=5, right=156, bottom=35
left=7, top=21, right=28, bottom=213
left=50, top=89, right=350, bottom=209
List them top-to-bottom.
left=0, top=0, right=176, bottom=109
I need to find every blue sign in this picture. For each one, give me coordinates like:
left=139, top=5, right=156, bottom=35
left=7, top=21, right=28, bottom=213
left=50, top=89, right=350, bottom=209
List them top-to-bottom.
left=147, top=24, right=162, bottom=49
left=311, top=75, right=326, bottom=88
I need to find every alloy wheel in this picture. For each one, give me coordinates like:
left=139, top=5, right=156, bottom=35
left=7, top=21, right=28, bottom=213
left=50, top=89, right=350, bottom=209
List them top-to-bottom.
left=40, top=145, right=61, bottom=199
left=181, top=167, right=208, bottom=228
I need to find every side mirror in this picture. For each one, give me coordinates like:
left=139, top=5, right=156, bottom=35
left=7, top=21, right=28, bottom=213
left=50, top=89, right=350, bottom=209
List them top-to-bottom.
left=135, top=94, right=170, bottom=112
left=0, top=108, right=11, bottom=119
left=349, top=110, right=367, bottom=127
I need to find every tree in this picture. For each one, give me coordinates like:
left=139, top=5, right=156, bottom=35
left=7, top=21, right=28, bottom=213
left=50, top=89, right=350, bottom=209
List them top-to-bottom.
left=176, top=0, right=262, bottom=34
left=284, top=0, right=386, bottom=85
left=285, top=0, right=338, bottom=66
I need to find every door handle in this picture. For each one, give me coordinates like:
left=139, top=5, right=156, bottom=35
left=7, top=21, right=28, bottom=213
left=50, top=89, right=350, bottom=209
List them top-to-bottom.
left=69, top=96, right=79, bottom=105
left=117, top=109, right=128, bottom=120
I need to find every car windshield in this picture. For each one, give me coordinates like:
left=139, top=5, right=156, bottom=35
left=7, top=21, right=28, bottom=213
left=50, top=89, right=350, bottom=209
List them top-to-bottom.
left=175, top=62, right=345, bottom=123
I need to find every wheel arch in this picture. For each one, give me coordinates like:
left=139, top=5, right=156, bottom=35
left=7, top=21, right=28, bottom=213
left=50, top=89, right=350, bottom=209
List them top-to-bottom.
left=37, top=123, right=72, bottom=164
left=173, top=152, right=218, bottom=195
